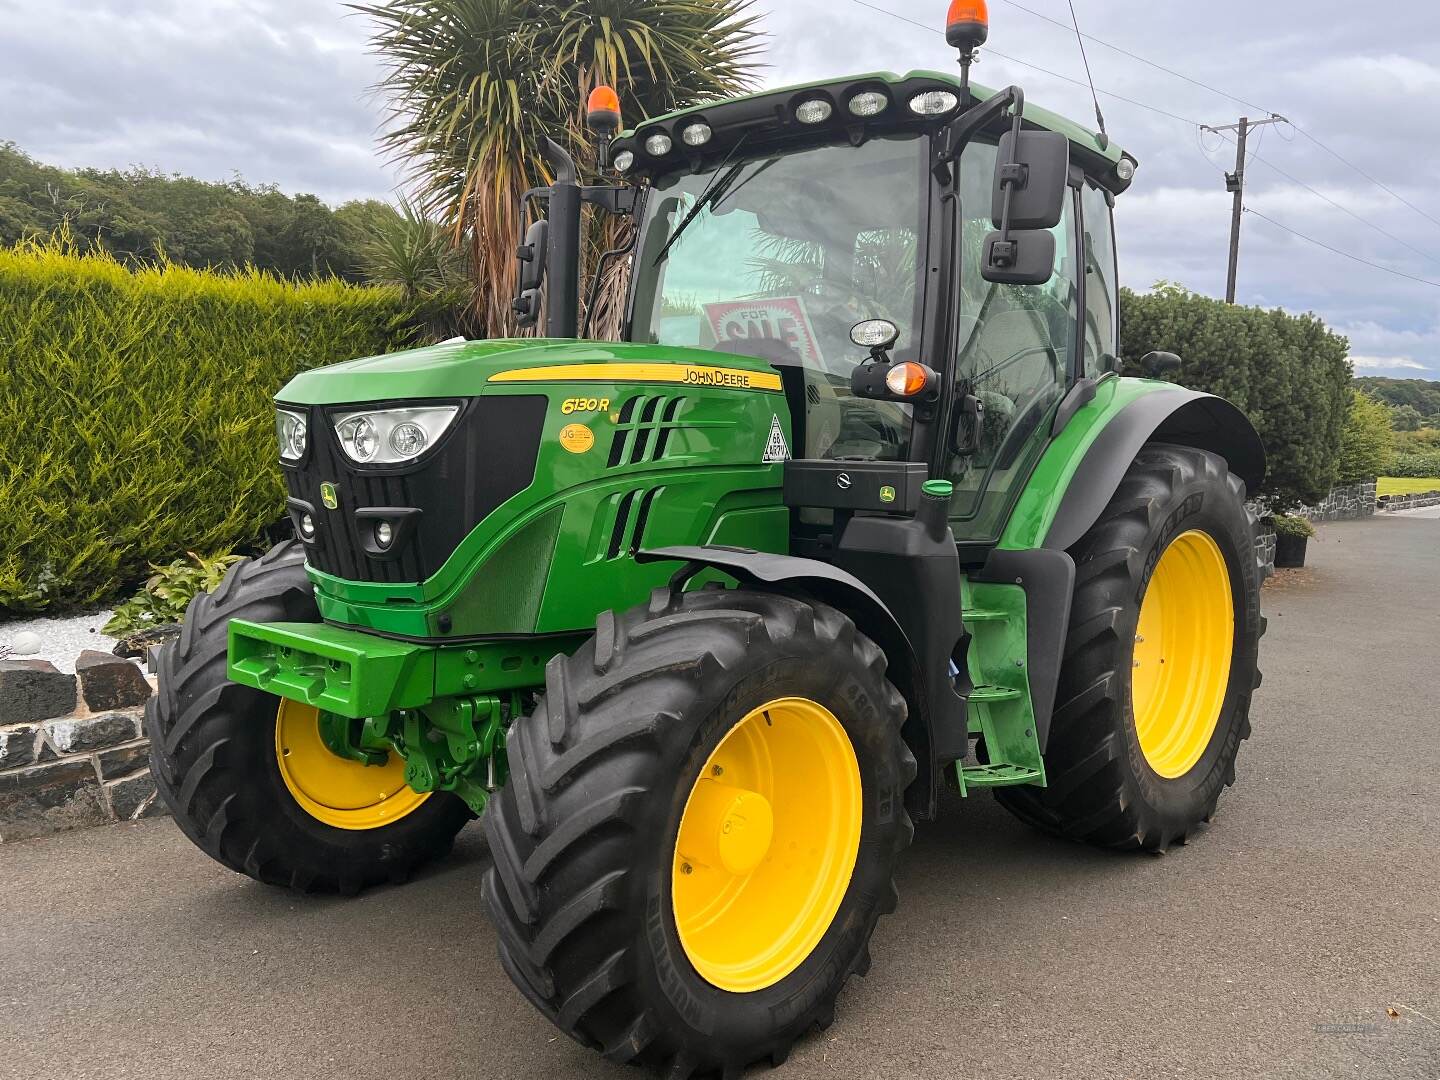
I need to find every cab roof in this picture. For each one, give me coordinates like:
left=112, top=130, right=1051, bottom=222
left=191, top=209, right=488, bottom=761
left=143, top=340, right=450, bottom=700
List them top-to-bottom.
left=613, top=69, right=1136, bottom=195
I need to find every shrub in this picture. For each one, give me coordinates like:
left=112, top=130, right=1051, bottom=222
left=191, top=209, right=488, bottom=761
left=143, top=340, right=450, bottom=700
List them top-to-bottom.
left=0, top=234, right=444, bottom=610
left=1119, top=284, right=1352, bottom=509
left=1335, top=390, right=1393, bottom=485
left=1388, top=449, right=1440, bottom=479
left=1268, top=514, right=1316, bottom=539
left=102, top=552, right=245, bottom=637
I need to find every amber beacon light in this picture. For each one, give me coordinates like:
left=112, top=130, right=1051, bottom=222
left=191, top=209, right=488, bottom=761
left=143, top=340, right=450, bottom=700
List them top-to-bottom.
left=945, top=0, right=989, bottom=52
left=586, top=85, right=622, bottom=134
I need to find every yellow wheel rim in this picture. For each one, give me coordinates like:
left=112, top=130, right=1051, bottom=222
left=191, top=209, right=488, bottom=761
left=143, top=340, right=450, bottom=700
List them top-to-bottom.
left=1131, top=529, right=1235, bottom=779
left=672, top=697, right=862, bottom=993
left=274, top=699, right=430, bottom=830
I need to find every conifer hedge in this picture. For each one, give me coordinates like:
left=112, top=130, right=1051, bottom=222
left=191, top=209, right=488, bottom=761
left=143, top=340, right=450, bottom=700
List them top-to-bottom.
left=0, top=238, right=439, bottom=610
left=1119, top=284, right=1353, bottom=509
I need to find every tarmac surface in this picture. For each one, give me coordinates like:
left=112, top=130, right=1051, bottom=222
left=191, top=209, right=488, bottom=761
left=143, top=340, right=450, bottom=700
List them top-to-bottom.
left=3, top=513, right=1437, bottom=1080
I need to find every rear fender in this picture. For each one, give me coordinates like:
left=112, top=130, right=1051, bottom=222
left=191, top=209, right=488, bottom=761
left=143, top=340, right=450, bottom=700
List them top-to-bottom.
left=1002, top=380, right=1266, bottom=552
left=636, top=545, right=941, bottom=821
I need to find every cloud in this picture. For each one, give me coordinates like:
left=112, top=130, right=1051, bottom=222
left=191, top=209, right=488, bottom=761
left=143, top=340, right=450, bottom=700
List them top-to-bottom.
left=1350, top=354, right=1432, bottom=371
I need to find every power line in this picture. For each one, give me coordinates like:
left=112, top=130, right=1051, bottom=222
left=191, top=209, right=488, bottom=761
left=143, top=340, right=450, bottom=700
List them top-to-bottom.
left=845, top=0, right=1204, bottom=127
left=992, top=0, right=1279, bottom=117
left=992, top=0, right=1440, bottom=237
left=1289, top=125, right=1440, bottom=233
left=1210, top=131, right=1440, bottom=267
left=1243, top=207, right=1440, bottom=289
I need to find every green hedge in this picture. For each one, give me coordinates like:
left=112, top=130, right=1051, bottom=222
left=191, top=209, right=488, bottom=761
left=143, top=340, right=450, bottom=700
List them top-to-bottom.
left=0, top=237, right=438, bottom=610
left=1120, top=284, right=1352, bottom=509
left=1388, top=449, right=1440, bottom=479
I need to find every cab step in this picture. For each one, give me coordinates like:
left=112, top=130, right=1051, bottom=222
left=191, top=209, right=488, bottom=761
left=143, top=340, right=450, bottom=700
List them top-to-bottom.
left=962, top=608, right=1008, bottom=622
left=968, top=684, right=1023, bottom=703
left=958, top=762, right=1044, bottom=788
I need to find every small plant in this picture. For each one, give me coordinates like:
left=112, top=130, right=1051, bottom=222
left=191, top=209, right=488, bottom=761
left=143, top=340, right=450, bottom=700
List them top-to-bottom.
left=1267, top=514, right=1316, bottom=539
left=103, top=552, right=244, bottom=637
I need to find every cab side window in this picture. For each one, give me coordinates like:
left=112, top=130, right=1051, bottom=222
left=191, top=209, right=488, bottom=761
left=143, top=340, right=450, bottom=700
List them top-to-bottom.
left=1080, top=182, right=1118, bottom=378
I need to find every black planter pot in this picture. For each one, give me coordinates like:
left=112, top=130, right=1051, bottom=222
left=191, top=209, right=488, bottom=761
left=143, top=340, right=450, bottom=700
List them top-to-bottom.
left=1274, top=533, right=1309, bottom=568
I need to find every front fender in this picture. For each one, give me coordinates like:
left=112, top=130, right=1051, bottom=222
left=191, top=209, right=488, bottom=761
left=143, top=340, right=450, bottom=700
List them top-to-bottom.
left=1001, top=378, right=1266, bottom=552
left=636, top=545, right=942, bottom=820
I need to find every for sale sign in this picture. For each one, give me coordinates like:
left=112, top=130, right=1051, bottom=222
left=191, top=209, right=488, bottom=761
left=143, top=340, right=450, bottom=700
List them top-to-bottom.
left=702, top=297, right=823, bottom=367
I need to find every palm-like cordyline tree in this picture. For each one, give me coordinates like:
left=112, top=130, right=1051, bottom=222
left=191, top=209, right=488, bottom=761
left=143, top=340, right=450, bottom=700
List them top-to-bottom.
left=357, top=0, right=764, bottom=338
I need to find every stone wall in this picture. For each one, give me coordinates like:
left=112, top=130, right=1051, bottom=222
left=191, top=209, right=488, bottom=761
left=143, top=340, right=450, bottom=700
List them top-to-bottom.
left=1295, top=481, right=1377, bottom=522
left=1378, top=489, right=1440, bottom=512
left=0, top=652, right=167, bottom=842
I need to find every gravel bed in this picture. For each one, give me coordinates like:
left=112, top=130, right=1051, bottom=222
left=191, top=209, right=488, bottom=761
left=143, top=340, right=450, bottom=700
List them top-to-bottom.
left=0, top=610, right=117, bottom=673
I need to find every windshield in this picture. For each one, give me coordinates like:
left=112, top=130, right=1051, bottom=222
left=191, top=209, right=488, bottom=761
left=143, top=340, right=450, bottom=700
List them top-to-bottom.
left=628, top=135, right=928, bottom=460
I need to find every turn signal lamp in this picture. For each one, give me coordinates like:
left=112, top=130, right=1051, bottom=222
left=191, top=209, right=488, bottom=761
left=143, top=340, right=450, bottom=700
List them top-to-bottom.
left=946, top=0, right=989, bottom=51
left=586, top=85, right=622, bottom=134
left=885, top=362, right=933, bottom=397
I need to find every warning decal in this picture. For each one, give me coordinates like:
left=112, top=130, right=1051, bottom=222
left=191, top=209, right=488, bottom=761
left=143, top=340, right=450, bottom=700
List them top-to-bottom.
left=762, top=415, right=790, bottom=463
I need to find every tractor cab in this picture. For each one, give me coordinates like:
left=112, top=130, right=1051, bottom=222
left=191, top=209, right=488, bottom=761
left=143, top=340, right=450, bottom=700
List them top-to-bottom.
left=538, top=64, right=1136, bottom=553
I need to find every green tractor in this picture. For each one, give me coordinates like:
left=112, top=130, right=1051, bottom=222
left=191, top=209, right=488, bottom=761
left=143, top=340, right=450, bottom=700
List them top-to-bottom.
left=149, top=5, right=1264, bottom=1076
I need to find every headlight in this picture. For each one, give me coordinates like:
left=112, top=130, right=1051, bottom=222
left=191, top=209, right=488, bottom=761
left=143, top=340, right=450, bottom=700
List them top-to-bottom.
left=909, top=89, right=959, bottom=116
left=794, top=98, right=833, bottom=124
left=332, top=405, right=459, bottom=465
left=276, top=409, right=308, bottom=462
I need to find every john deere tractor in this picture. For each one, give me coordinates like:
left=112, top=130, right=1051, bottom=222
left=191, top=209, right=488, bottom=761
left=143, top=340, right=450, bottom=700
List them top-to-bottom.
left=149, top=4, right=1265, bottom=1075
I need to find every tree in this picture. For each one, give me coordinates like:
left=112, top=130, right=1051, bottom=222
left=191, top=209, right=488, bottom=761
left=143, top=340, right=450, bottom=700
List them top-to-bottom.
left=359, top=0, right=764, bottom=337
left=0, top=142, right=395, bottom=281
left=1119, top=285, right=1352, bottom=509
left=1336, top=390, right=1393, bottom=485
left=1388, top=403, right=1425, bottom=432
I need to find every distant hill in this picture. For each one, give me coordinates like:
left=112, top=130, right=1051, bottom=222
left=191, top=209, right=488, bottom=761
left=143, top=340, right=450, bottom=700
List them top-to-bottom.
left=0, top=141, right=398, bottom=280
left=1355, top=376, right=1440, bottom=425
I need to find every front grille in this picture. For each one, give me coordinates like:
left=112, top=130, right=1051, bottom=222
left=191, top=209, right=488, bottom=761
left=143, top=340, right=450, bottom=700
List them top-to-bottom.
left=280, top=396, right=547, bottom=584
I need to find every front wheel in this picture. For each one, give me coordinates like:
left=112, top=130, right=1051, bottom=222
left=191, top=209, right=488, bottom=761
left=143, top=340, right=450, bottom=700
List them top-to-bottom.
left=996, top=443, right=1264, bottom=850
left=146, top=542, right=470, bottom=893
left=482, top=587, right=914, bottom=1077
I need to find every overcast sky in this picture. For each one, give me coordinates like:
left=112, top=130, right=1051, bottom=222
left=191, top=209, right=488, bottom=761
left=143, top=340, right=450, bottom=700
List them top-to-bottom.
left=4, top=0, right=1439, bottom=380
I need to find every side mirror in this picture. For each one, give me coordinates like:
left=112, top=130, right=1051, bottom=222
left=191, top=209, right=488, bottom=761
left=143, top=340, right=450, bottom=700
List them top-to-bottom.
left=981, top=128, right=1069, bottom=286
left=989, top=130, right=1069, bottom=230
left=517, top=219, right=548, bottom=293
left=980, top=230, right=1055, bottom=285
left=513, top=288, right=541, bottom=328
left=1140, top=350, right=1183, bottom=379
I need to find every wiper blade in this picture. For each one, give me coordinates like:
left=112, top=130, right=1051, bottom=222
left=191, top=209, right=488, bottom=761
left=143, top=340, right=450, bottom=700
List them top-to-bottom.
left=651, top=159, right=747, bottom=267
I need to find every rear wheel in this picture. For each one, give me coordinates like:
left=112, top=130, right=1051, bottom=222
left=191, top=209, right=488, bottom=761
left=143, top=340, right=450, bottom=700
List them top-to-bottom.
left=996, top=444, right=1263, bottom=849
left=146, top=542, right=470, bottom=893
left=482, top=587, right=914, bottom=1077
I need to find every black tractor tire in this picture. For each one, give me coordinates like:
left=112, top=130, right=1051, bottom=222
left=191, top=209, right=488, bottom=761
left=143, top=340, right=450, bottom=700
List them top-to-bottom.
left=995, top=444, right=1263, bottom=850
left=145, top=541, right=470, bottom=894
left=482, top=587, right=915, bottom=1078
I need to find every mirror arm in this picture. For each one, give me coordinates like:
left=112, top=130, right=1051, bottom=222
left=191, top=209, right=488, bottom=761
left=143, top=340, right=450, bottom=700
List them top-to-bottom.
left=933, top=84, right=1022, bottom=182
left=579, top=184, right=638, bottom=217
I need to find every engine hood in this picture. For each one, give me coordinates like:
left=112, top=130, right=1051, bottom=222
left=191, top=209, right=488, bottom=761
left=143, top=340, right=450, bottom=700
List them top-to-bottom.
left=276, top=338, right=782, bottom=406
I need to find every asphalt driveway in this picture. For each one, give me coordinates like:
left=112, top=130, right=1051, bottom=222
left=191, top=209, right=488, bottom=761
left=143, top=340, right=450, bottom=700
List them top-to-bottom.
left=3, top=514, right=1437, bottom=1080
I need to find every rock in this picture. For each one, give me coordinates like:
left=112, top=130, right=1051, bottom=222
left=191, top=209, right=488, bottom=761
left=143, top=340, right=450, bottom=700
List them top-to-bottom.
left=112, top=623, right=181, bottom=661
left=9, top=630, right=43, bottom=656
left=75, top=650, right=152, bottom=711
left=0, top=660, right=77, bottom=725
left=41, top=712, right=141, bottom=754
left=0, top=724, right=38, bottom=770
left=95, top=739, right=152, bottom=780
left=0, top=757, right=109, bottom=841
left=105, top=769, right=158, bottom=821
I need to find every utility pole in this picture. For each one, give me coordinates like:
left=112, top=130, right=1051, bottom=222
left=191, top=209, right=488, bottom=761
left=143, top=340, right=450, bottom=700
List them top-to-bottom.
left=1202, top=114, right=1286, bottom=303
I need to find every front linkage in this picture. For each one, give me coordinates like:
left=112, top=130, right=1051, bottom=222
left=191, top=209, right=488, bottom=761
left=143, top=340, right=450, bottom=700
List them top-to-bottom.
left=228, top=620, right=583, bottom=813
